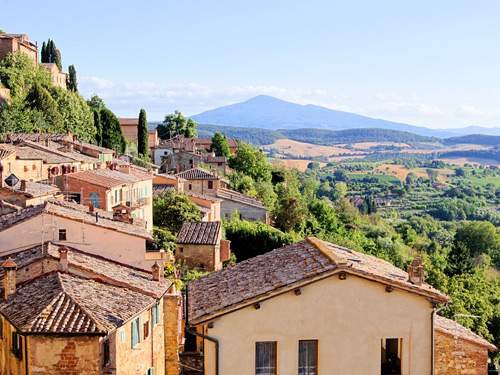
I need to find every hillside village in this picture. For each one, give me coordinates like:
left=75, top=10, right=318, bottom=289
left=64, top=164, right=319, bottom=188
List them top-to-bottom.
left=0, top=31, right=498, bottom=375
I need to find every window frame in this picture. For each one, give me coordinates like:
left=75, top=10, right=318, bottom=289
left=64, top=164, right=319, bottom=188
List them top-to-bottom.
left=58, top=229, right=67, bottom=241
left=131, top=317, right=142, bottom=348
left=381, top=337, right=403, bottom=375
left=102, top=339, right=111, bottom=368
left=298, top=340, right=318, bottom=375
left=255, top=341, right=277, bottom=375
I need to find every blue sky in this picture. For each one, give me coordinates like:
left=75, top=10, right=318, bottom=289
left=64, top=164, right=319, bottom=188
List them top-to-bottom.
left=2, top=0, right=500, bottom=128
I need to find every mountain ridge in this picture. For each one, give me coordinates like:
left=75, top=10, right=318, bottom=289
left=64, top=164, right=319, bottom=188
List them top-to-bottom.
left=192, top=95, right=500, bottom=138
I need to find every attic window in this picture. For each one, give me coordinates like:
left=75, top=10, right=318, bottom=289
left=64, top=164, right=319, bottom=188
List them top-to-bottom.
left=58, top=229, right=67, bottom=241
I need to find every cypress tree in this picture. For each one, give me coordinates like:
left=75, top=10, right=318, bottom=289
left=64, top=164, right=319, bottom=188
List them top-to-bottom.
left=41, top=41, right=47, bottom=63
left=54, top=47, right=62, bottom=71
left=67, top=65, right=77, bottom=91
left=100, top=108, right=126, bottom=153
left=93, top=109, right=102, bottom=146
left=137, top=109, right=148, bottom=156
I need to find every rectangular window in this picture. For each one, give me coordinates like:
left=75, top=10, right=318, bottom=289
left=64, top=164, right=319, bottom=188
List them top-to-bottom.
left=208, top=181, right=213, bottom=189
left=188, top=184, right=192, bottom=190
left=58, top=229, right=67, bottom=241
left=152, top=303, right=160, bottom=326
left=131, top=317, right=141, bottom=348
left=143, top=320, right=150, bottom=339
left=119, top=329, right=126, bottom=343
left=11, top=332, right=23, bottom=360
left=381, top=338, right=402, bottom=375
left=102, top=339, right=110, bottom=367
left=299, top=340, right=317, bottom=375
left=255, top=341, right=277, bottom=375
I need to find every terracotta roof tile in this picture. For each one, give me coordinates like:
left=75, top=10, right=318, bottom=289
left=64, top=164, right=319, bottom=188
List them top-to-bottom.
left=66, top=168, right=142, bottom=188
left=176, top=168, right=219, bottom=180
left=215, top=188, right=265, bottom=209
left=0, top=200, right=152, bottom=239
left=177, top=222, right=221, bottom=245
left=187, top=238, right=449, bottom=324
left=435, top=315, right=497, bottom=351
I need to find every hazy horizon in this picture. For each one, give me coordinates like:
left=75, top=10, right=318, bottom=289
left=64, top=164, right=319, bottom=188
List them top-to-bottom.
left=3, top=0, right=500, bottom=129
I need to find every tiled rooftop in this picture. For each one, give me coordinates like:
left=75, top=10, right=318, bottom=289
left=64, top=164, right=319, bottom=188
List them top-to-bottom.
left=14, top=144, right=74, bottom=164
left=66, top=168, right=143, bottom=188
left=176, top=168, right=219, bottom=180
left=6, top=180, right=60, bottom=197
left=216, top=188, right=265, bottom=209
left=0, top=199, right=152, bottom=239
left=177, top=221, right=221, bottom=245
left=187, top=238, right=449, bottom=324
left=0, top=272, right=155, bottom=334
left=435, top=315, right=497, bottom=351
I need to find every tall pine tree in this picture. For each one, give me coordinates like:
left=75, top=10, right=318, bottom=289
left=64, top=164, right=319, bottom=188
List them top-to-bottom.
left=137, top=109, right=148, bottom=156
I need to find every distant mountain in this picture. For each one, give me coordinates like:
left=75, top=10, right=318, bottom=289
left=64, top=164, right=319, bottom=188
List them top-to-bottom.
left=192, top=95, right=462, bottom=138
left=443, top=126, right=500, bottom=136
left=444, top=134, right=500, bottom=146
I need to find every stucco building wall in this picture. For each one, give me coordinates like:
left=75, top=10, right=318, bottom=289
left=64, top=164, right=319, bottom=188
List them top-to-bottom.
left=219, top=199, right=268, bottom=222
left=0, top=214, right=150, bottom=270
left=201, top=274, right=434, bottom=375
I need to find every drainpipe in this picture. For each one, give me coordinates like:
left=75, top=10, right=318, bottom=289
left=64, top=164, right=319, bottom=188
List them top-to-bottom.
left=185, top=285, right=219, bottom=375
left=431, top=305, right=446, bottom=375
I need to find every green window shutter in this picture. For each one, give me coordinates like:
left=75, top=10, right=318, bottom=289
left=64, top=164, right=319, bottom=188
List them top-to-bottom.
left=131, top=319, right=138, bottom=347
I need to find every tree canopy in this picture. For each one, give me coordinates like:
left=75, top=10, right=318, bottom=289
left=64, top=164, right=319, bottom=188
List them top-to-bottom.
left=157, top=110, right=197, bottom=139
left=210, top=131, right=230, bottom=157
left=153, top=190, right=201, bottom=233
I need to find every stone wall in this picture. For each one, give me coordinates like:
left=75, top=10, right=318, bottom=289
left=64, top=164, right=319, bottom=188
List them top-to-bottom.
left=219, top=199, right=268, bottom=222
left=176, top=243, right=221, bottom=271
left=164, top=293, right=183, bottom=375
left=435, top=330, right=489, bottom=375
left=29, top=336, right=100, bottom=375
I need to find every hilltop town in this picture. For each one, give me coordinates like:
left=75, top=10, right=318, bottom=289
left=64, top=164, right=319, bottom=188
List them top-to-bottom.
left=0, top=31, right=498, bottom=375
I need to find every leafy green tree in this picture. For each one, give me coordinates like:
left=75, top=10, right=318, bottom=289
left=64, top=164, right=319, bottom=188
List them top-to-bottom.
left=42, top=39, right=62, bottom=70
left=67, top=65, right=77, bottom=92
left=25, top=82, right=63, bottom=131
left=87, top=95, right=105, bottom=111
left=100, top=108, right=125, bottom=153
left=137, top=108, right=148, bottom=156
left=92, top=109, right=102, bottom=145
left=157, top=110, right=197, bottom=139
left=211, top=131, right=230, bottom=157
left=229, top=142, right=272, bottom=182
left=426, top=168, right=438, bottom=183
left=334, top=169, right=349, bottom=182
left=405, top=172, right=417, bottom=188
left=273, top=181, right=308, bottom=232
left=333, top=182, right=348, bottom=201
left=153, top=190, right=201, bottom=233
left=224, top=216, right=296, bottom=261
left=454, top=221, right=498, bottom=259
left=147, top=227, right=176, bottom=252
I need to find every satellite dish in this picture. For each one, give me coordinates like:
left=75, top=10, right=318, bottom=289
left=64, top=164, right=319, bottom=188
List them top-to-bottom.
left=4, top=173, right=19, bottom=187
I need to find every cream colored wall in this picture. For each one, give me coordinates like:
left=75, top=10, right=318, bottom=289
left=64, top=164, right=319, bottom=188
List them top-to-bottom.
left=2, top=155, right=43, bottom=185
left=0, top=214, right=150, bottom=270
left=202, top=274, right=433, bottom=375
left=114, top=304, right=165, bottom=375
left=0, top=316, right=26, bottom=375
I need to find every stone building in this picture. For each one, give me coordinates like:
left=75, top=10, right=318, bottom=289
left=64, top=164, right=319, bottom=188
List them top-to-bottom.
left=0, top=33, right=37, bottom=63
left=40, top=63, right=68, bottom=89
left=119, top=117, right=139, bottom=143
left=64, top=167, right=153, bottom=230
left=175, top=168, right=227, bottom=195
left=0, top=180, right=62, bottom=207
left=215, top=187, right=268, bottom=222
left=187, top=192, right=221, bottom=222
left=0, top=199, right=158, bottom=270
left=176, top=221, right=230, bottom=271
left=186, top=237, right=453, bottom=375
left=0, top=242, right=182, bottom=375
left=434, top=315, right=497, bottom=375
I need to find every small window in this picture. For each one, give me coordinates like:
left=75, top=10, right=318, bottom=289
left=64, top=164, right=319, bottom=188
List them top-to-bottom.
left=208, top=181, right=213, bottom=189
left=188, top=184, right=192, bottom=190
left=58, top=229, right=67, bottom=241
left=152, top=303, right=160, bottom=326
left=131, top=317, right=141, bottom=348
left=143, top=321, right=150, bottom=339
left=119, top=329, right=126, bottom=343
left=11, top=332, right=23, bottom=360
left=381, top=338, right=402, bottom=375
left=102, top=339, right=110, bottom=367
left=299, top=340, right=317, bottom=375
left=255, top=341, right=277, bottom=375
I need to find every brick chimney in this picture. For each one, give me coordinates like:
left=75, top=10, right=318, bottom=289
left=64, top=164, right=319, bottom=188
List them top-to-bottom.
left=20, top=180, right=26, bottom=192
left=220, top=239, right=231, bottom=262
left=58, top=246, right=69, bottom=272
left=408, top=256, right=424, bottom=285
left=1, top=258, right=17, bottom=300
left=152, top=261, right=163, bottom=281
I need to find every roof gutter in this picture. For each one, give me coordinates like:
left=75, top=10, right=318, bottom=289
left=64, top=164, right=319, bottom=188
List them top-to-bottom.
left=186, top=284, right=219, bottom=375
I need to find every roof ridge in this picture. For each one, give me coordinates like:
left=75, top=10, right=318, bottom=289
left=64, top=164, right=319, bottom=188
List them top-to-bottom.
left=305, top=237, right=349, bottom=266
left=57, top=273, right=107, bottom=333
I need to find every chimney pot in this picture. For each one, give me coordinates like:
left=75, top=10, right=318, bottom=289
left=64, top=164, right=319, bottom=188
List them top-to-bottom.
left=58, top=246, right=69, bottom=272
left=408, top=256, right=424, bottom=286
left=1, top=258, right=17, bottom=300
left=152, top=261, right=163, bottom=281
